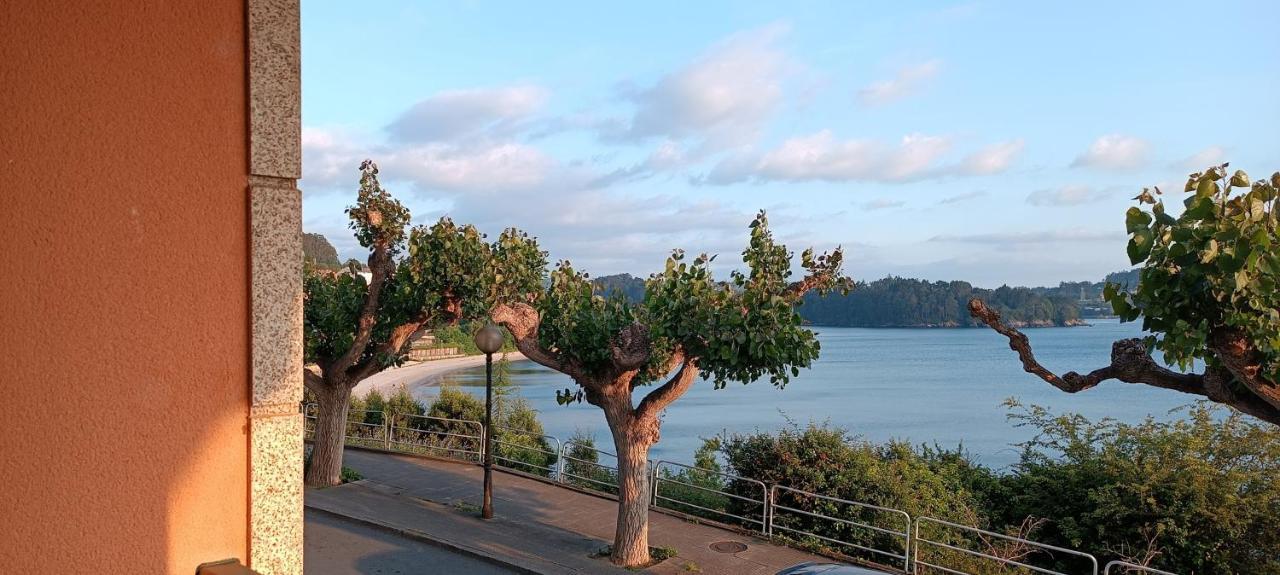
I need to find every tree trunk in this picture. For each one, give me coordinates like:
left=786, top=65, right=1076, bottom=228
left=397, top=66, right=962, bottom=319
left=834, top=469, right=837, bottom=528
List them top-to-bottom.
left=306, top=385, right=351, bottom=487
left=601, top=389, right=657, bottom=567
left=611, top=434, right=653, bottom=566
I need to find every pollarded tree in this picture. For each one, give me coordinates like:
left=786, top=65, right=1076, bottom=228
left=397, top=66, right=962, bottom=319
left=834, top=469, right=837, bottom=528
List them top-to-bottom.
left=304, top=160, right=545, bottom=486
left=971, top=164, right=1280, bottom=425
left=491, top=212, right=851, bottom=566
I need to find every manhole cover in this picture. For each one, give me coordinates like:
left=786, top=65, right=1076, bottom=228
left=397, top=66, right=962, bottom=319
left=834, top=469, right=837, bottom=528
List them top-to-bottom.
left=709, top=541, right=748, bottom=554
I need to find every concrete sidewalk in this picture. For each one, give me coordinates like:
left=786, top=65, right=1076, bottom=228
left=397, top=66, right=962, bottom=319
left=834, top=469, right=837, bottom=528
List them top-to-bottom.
left=306, top=449, right=839, bottom=575
left=305, top=508, right=518, bottom=574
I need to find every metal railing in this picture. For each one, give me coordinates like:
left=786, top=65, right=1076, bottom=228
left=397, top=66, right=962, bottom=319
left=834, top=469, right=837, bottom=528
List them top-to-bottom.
left=300, top=402, right=1179, bottom=575
left=344, top=409, right=388, bottom=449
left=389, top=413, right=484, bottom=462
left=492, top=425, right=561, bottom=478
left=558, top=440, right=621, bottom=493
left=652, top=460, right=769, bottom=533
left=770, top=485, right=913, bottom=572
left=913, top=516, right=1099, bottom=575
left=1103, top=562, right=1177, bottom=575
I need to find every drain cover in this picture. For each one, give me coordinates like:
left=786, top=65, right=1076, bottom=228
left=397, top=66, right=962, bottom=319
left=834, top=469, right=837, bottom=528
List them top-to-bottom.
left=709, top=541, right=748, bottom=554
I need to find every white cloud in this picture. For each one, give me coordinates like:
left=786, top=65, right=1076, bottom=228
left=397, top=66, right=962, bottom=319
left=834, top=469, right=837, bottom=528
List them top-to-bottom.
left=613, top=23, right=792, bottom=147
left=857, top=60, right=940, bottom=106
left=386, top=85, right=547, bottom=143
left=301, top=127, right=374, bottom=190
left=722, top=131, right=952, bottom=184
left=700, top=133, right=1023, bottom=185
left=1071, top=134, right=1150, bottom=170
left=957, top=139, right=1025, bottom=175
left=587, top=140, right=690, bottom=189
left=382, top=142, right=564, bottom=193
left=1173, top=145, right=1226, bottom=171
left=1026, top=185, right=1112, bottom=206
left=940, top=190, right=987, bottom=204
left=861, top=198, right=905, bottom=211
left=931, top=228, right=1123, bottom=244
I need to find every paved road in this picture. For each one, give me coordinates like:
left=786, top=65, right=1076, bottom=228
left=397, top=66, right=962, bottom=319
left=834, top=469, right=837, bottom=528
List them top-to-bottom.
left=307, top=449, right=845, bottom=575
left=305, top=508, right=518, bottom=575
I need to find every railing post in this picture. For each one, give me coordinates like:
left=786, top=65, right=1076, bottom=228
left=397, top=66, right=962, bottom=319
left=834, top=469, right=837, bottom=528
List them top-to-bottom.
left=382, top=411, right=390, bottom=450
left=555, top=441, right=567, bottom=483
left=650, top=461, right=660, bottom=506
left=764, top=484, right=772, bottom=537
left=910, top=518, right=918, bottom=574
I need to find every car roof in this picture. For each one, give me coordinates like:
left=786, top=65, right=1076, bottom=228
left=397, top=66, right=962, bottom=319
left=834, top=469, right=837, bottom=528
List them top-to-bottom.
left=775, top=562, right=891, bottom=575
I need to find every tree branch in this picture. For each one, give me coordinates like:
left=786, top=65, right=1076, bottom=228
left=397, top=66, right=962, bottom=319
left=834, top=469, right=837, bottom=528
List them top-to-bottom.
left=332, top=239, right=393, bottom=373
left=782, top=276, right=823, bottom=302
left=968, top=298, right=1280, bottom=425
left=491, top=302, right=585, bottom=382
left=346, top=314, right=430, bottom=386
left=1209, top=327, right=1280, bottom=413
left=635, top=352, right=697, bottom=422
left=304, top=366, right=325, bottom=396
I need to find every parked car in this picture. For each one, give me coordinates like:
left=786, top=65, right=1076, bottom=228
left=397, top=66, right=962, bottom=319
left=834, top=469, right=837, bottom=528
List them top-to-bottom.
left=775, top=562, right=891, bottom=575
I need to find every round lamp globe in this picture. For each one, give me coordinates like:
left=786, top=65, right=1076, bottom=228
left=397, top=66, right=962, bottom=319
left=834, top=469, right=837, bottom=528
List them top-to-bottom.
left=473, top=324, right=505, bottom=355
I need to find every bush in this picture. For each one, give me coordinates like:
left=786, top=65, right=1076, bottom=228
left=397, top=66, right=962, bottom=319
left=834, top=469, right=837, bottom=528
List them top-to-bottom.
left=493, top=396, right=558, bottom=476
left=989, top=401, right=1280, bottom=574
left=702, top=403, right=1280, bottom=574
left=718, top=423, right=990, bottom=569
left=563, top=431, right=618, bottom=494
left=654, top=438, right=737, bottom=524
left=340, top=466, right=363, bottom=483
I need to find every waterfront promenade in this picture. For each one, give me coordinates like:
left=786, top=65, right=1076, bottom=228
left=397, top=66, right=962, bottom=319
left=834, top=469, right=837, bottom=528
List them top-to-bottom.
left=306, top=449, right=847, bottom=575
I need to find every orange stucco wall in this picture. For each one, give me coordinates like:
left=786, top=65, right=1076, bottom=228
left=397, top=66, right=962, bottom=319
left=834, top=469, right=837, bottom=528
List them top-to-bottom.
left=0, top=3, right=251, bottom=573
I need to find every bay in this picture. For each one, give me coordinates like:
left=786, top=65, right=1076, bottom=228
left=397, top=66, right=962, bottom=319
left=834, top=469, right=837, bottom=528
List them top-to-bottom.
left=424, top=319, right=1198, bottom=470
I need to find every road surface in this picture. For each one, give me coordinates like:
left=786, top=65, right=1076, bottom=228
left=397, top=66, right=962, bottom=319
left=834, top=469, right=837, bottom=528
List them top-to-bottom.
left=305, top=508, right=518, bottom=574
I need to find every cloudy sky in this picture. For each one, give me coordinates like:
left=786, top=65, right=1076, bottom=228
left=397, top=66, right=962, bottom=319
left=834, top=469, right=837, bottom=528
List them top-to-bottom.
left=300, top=0, right=1279, bottom=287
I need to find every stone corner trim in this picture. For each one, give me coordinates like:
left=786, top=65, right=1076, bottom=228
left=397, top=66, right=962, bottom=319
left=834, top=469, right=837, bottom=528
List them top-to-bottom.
left=247, top=0, right=302, bottom=573
left=249, top=0, right=301, bottom=179
left=249, top=413, right=304, bottom=575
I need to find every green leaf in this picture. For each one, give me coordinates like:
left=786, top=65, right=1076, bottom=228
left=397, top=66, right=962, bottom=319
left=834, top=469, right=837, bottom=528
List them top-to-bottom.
left=1230, top=170, right=1251, bottom=188
left=1196, top=177, right=1218, bottom=198
left=1184, top=195, right=1215, bottom=219
left=1125, top=207, right=1153, bottom=233
left=1128, top=228, right=1154, bottom=264
left=1200, top=239, right=1219, bottom=263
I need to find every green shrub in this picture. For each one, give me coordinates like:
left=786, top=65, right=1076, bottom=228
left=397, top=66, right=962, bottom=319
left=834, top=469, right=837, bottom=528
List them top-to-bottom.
left=363, top=390, right=385, bottom=425
left=493, top=396, right=558, bottom=476
left=989, top=401, right=1280, bottom=574
left=705, top=404, right=1280, bottom=574
left=718, top=423, right=989, bottom=569
left=563, top=431, right=618, bottom=494
left=654, top=438, right=737, bottom=524
left=340, top=466, right=363, bottom=483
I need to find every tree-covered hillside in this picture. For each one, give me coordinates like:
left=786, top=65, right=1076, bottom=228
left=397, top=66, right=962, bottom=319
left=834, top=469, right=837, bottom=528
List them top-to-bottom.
left=302, top=232, right=340, bottom=268
left=594, top=271, right=1142, bottom=327
left=593, top=273, right=646, bottom=302
left=798, top=277, right=1083, bottom=327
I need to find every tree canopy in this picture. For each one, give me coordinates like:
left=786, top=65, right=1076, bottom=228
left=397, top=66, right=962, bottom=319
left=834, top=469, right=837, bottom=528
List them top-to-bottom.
left=302, top=160, right=546, bottom=486
left=972, top=164, right=1280, bottom=425
left=491, top=210, right=850, bottom=566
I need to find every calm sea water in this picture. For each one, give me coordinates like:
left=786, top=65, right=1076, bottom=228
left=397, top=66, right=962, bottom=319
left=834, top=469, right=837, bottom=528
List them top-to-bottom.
left=424, top=319, right=1197, bottom=469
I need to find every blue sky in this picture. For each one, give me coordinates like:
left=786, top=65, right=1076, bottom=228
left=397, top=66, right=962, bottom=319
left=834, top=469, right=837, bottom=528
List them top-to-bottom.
left=299, top=1, right=1279, bottom=287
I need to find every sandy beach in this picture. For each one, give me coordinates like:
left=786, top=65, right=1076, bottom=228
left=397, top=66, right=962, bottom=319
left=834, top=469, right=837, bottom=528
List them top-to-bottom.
left=351, top=352, right=527, bottom=397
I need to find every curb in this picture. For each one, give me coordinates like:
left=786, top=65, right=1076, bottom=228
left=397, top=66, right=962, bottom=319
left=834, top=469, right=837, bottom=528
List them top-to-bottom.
left=305, top=503, right=550, bottom=575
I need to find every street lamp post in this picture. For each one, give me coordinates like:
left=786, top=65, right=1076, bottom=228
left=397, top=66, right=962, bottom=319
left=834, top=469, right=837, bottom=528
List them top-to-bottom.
left=472, top=323, right=505, bottom=520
